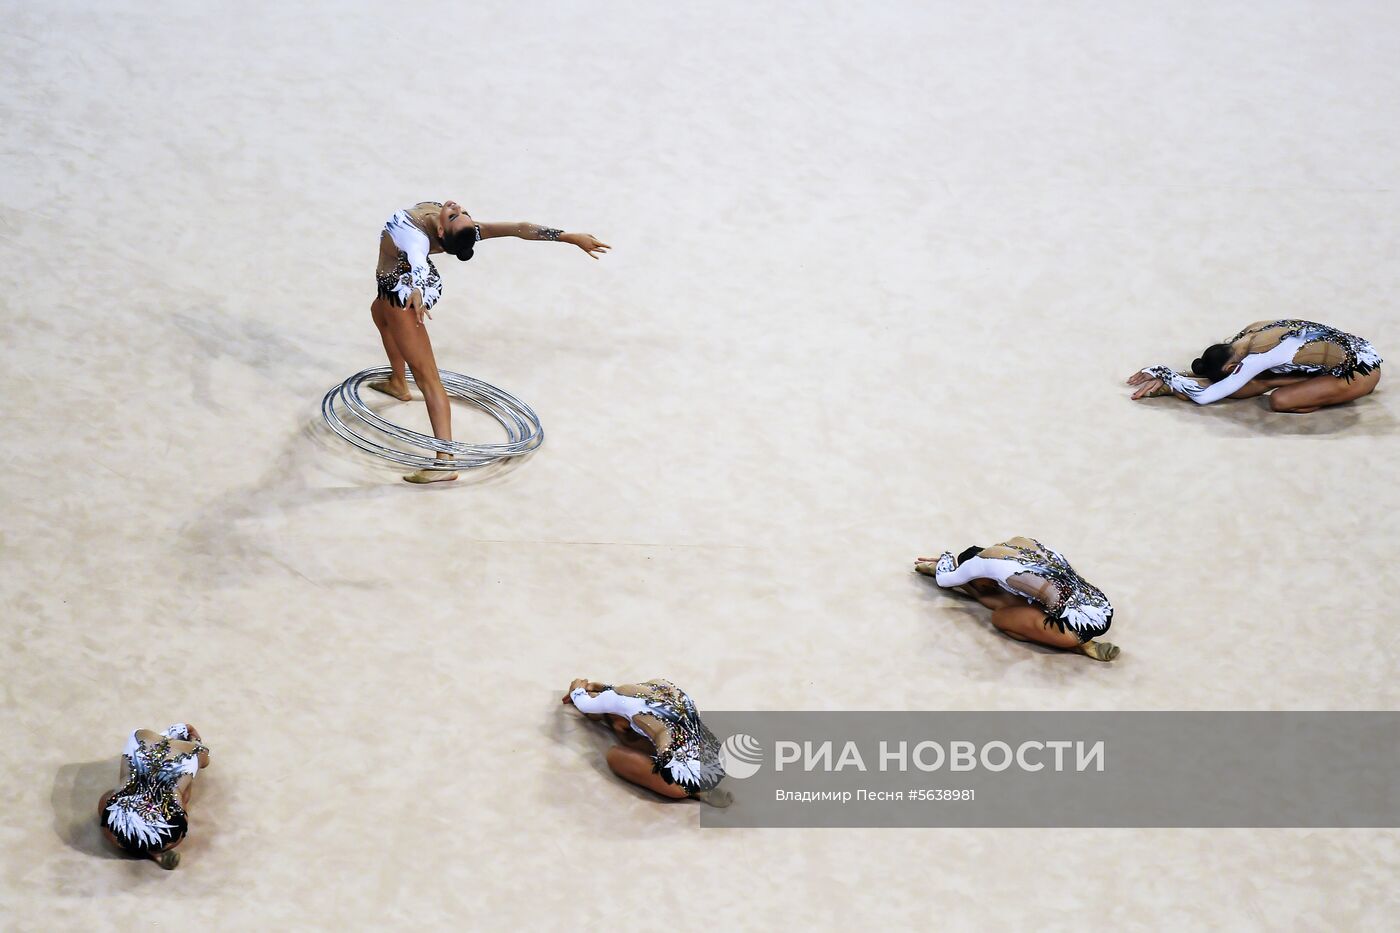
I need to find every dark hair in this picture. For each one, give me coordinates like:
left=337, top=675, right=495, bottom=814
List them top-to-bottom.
left=442, top=227, right=476, bottom=262
left=1191, top=343, right=1234, bottom=382
left=957, top=546, right=985, bottom=566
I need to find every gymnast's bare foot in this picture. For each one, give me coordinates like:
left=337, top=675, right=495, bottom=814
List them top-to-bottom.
left=368, top=378, right=411, bottom=401
left=403, top=469, right=458, bottom=485
left=1077, top=640, right=1120, bottom=662
left=153, top=849, right=180, bottom=870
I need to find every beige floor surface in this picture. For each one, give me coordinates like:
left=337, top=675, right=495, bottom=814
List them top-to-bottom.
left=2, top=0, right=1398, bottom=929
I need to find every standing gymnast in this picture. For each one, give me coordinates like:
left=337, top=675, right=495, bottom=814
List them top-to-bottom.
left=370, top=200, right=609, bottom=483
left=1128, top=319, right=1381, bottom=412
left=915, top=538, right=1120, bottom=661
left=563, top=678, right=731, bottom=806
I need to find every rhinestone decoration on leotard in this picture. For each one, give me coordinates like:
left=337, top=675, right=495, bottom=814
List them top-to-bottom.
left=1229, top=320, right=1382, bottom=380
left=995, top=539, right=1114, bottom=639
left=602, top=680, right=725, bottom=792
left=104, top=727, right=208, bottom=851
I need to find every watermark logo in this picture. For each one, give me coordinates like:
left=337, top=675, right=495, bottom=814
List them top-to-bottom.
left=698, top=711, right=1400, bottom=828
left=720, top=732, right=764, bottom=779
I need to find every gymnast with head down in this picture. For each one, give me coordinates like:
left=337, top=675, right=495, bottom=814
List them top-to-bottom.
left=1128, top=319, right=1381, bottom=412
left=916, top=538, right=1120, bottom=661
left=563, top=678, right=733, bottom=807
left=98, top=724, right=210, bottom=869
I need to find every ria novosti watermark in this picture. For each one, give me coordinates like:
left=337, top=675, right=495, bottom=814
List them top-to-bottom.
left=699, top=712, right=1400, bottom=828
left=757, top=736, right=1105, bottom=774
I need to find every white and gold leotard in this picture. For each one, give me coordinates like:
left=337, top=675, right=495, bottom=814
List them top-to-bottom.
left=374, top=202, right=481, bottom=311
left=375, top=203, right=446, bottom=310
left=1141, top=320, right=1382, bottom=404
left=932, top=537, right=1113, bottom=641
left=569, top=680, right=725, bottom=792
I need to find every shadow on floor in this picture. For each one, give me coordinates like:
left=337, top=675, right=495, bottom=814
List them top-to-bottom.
left=171, top=309, right=333, bottom=414
left=1137, top=392, right=1394, bottom=437
left=172, top=411, right=532, bottom=591
left=51, top=759, right=123, bottom=859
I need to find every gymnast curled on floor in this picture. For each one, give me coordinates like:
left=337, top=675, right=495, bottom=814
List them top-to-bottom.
left=369, top=200, right=609, bottom=483
left=1128, top=319, right=1381, bottom=412
left=915, top=538, right=1120, bottom=661
left=563, top=678, right=732, bottom=807
left=97, top=724, right=210, bottom=869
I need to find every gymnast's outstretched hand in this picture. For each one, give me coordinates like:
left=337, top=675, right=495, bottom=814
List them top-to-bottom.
left=562, top=233, right=610, bottom=259
left=1126, top=367, right=1172, bottom=400
left=913, top=553, right=954, bottom=577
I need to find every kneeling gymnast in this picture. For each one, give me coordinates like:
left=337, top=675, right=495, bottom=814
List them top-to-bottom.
left=1129, top=319, right=1381, bottom=412
left=916, top=537, right=1120, bottom=661
left=563, top=678, right=731, bottom=807
left=98, top=723, right=210, bottom=869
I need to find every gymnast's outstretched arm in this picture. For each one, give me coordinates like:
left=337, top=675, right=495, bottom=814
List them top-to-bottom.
left=477, top=221, right=611, bottom=258
left=1131, top=337, right=1304, bottom=405
left=929, top=552, right=985, bottom=589
left=919, top=553, right=1044, bottom=610
left=565, top=681, right=651, bottom=719
left=567, top=686, right=624, bottom=715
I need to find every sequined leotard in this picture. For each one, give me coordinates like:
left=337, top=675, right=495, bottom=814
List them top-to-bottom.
left=374, top=202, right=482, bottom=310
left=1140, top=320, right=1382, bottom=404
left=1228, top=320, right=1381, bottom=379
left=932, top=537, right=1113, bottom=641
left=569, top=680, right=725, bottom=792
left=103, top=724, right=208, bottom=853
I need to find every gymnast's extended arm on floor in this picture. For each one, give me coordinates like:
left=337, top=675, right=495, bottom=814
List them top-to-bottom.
left=1130, top=337, right=1305, bottom=404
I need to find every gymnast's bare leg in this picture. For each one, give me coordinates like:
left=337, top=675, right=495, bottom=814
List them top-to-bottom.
left=385, top=293, right=458, bottom=484
left=368, top=297, right=412, bottom=401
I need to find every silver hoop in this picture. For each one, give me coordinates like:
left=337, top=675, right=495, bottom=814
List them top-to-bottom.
left=322, top=367, right=544, bottom=470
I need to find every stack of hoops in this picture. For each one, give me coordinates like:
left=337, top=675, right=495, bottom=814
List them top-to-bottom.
left=321, top=366, right=544, bottom=470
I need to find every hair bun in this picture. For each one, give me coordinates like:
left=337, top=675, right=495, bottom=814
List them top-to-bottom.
left=1191, top=358, right=1205, bottom=375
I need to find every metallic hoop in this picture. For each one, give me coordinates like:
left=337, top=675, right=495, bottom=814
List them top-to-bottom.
left=322, top=367, right=543, bottom=470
